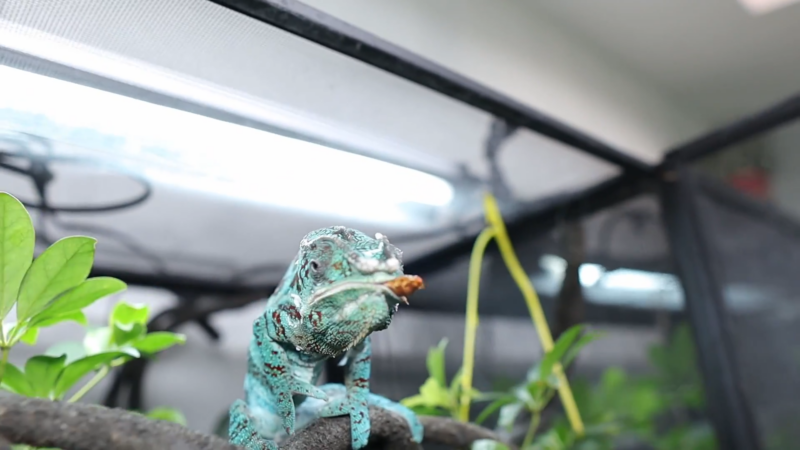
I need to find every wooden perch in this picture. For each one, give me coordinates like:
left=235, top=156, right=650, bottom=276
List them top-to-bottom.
left=0, top=391, right=513, bottom=450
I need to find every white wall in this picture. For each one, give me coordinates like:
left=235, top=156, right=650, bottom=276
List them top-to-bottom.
left=301, top=0, right=708, bottom=164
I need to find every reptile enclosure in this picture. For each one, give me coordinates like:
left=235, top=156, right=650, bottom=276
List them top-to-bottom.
left=1, top=1, right=799, bottom=449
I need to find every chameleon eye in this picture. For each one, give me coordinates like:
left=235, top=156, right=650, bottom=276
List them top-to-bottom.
left=310, top=260, right=321, bottom=272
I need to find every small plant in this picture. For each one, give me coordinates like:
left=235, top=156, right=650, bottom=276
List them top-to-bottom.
left=0, top=192, right=187, bottom=449
left=533, top=322, right=717, bottom=450
left=472, top=325, right=601, bottom=449
left=400, top=338, right=485, bottom=419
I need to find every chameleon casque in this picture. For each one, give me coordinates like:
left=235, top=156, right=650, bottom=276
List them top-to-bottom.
left=228, top=226, right=425, bottom=449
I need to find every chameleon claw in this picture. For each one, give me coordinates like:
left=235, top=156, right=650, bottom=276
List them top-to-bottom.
left=289, top=380, right=329, bottom=401
left=318, top=397, right=349, bottom=417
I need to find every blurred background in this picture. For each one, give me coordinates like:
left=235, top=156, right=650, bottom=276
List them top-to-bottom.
left=1, top=0, right=799, bottom=449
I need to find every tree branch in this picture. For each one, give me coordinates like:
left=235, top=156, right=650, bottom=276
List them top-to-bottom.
left=0, top=391, right=512, bottom=449
left=0, top=391, right=238, bottom=450
left=419, top=416, right=518, bottom=450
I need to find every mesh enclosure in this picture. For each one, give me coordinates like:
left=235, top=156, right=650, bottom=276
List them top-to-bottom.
left=690, top=171, right=800, bottom=448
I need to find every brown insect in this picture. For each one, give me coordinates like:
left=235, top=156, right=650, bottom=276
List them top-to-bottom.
left=383, top=275, right=425, bottom=304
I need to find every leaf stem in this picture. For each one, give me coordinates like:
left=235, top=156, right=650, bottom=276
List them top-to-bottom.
left=0, top=346, right=9, bottom=386
left=68, top=365, right=110, bottom=403
left=522, top=411, right=541, bottom=449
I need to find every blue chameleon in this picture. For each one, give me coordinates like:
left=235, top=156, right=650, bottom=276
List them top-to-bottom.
left=228, top=226, right=424, bottom=449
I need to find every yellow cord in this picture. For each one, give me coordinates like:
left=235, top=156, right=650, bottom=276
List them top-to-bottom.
left=457, top=192, right=585, bottom=436
left=458, top=227, right=496, bottom=422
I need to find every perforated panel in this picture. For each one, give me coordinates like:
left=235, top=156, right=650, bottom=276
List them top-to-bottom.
left=694, top=177, right=800, bottom=450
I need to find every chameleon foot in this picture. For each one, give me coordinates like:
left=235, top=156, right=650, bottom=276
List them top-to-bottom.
left=317, top=384, right=424, bottom=449
left=365, top=392, right=425, bottom=444
left=229, top=399, right=279, bottom=450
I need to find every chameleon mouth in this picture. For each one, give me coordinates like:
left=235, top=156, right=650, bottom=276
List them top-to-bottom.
left=308, top=274, right=425, bottom=307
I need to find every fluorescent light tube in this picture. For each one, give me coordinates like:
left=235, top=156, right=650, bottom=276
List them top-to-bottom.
left=738, top=0, right=800, bottom=14
left=0, top=65, right=454, bottom=224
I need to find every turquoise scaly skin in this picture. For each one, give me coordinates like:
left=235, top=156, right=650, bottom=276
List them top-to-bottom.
left=228, top=226, right=424, bottom=449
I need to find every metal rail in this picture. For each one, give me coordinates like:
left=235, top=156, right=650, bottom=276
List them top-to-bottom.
left=207, top=0, right=652, bottom=175
left=663, top=93, right=800, bottom=166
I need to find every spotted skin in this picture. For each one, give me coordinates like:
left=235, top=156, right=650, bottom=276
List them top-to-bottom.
left=228, top=227, right=424, bottom=449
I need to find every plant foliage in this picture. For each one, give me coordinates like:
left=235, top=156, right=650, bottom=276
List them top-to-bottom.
left=0, top=192, right=188, bottom=450
left=400, top=338, right=487, bottom=419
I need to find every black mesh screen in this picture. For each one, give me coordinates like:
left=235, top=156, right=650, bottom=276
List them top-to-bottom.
left=692, top=175, right=800, bottom=449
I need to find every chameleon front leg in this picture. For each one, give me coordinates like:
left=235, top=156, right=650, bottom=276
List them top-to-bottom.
left=229, top=312, right=329, bottom=448
left=253, top=313, right=329, bottom=434
left=317, top=337, right=423, bottom=449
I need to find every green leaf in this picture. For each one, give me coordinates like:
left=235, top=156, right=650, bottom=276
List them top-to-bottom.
left=0, top=192, right=35, bottom=320
left=16, top=236, right=96, bottom=321
left=31, top=277, right=126, bottom=326
left=110, top=301, right=149, bottom=326
left=33, top=311, right=88, bottom=329
left=112, top=322, right=146, bottom=346
left=538, top=325, right=584, bottom=382
left=19, top=326, right=39, bottom=345
left=563, top=331, right=604, bottom=368
left=132, top=332, right=186, bottom=354
left=426, top=338, right=448, bottom=387
left=45, top=341, right=88, bottom=364
left=54, top=350, right=136, bottom=397
left=24, top=354, right=67, bottom=398
left=0, top=362, right=33, bottom=396
left=448, top=367, right=462, bottom=399
left=447, top=368, right=483, bottom=407
left=599, top=368, right=627, bottom=398
left=418, top=377, right=451, bottom=409
left=526, top=379, right=551, bottom=405
left=628, top=382, right=663, bottom=422
left=400, top=393, right=430, bottom=408
left=475, top=394, right=517, bottom=424
left=497, top=402, right=523, bottom=431
left=404, top=403, right=448, bottom=417
left=146, top=406, right=188, bottom=426
left=471, top=439, right=511, bottom=450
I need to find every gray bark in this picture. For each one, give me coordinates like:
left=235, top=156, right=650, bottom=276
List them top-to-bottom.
left=0, top=392, right=513, bottom=449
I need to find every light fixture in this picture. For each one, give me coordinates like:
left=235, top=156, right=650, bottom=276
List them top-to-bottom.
left=737, top=0, right=800, bottom=14
left=0, top=65, right=454, bottom=224
left=578, top=264, right=605, bottom=287
left=598, top=268, right=677, bottom=292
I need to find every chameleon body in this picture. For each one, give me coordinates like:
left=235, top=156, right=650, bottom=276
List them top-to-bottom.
left=228, top=226, right=424, bottom=449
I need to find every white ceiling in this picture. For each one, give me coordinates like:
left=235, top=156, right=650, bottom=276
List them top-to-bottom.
left=530, top=0, right=800, bottom=126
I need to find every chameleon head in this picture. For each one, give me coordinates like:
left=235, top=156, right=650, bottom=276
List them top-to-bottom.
left=291, top=226, right=410, bottom=356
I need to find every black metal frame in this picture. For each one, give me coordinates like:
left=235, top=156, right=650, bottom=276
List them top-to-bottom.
left=206, top=0, right=652, bottom=176
left=663, top=93, right=800, bottom=166
left=660, top=170, right=762, bottom=450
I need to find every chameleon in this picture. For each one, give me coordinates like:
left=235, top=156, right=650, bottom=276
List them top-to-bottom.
left=228, top=226, right=425, bottom=449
